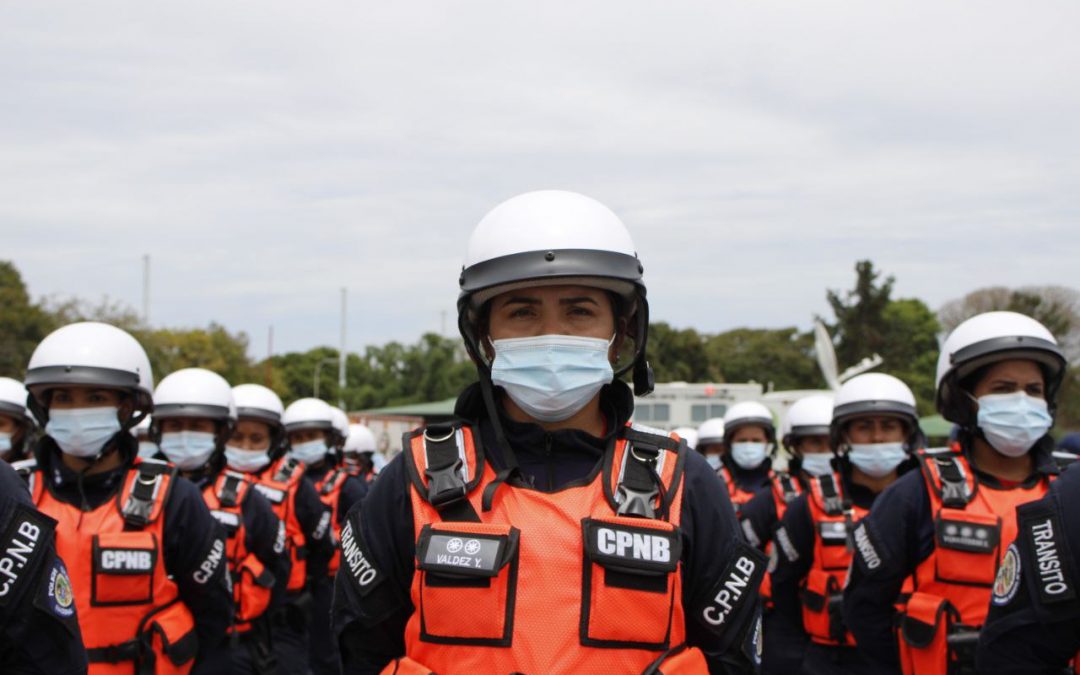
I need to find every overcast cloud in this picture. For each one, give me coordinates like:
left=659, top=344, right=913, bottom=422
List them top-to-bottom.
left=2, top=1, right=1078, bottom=358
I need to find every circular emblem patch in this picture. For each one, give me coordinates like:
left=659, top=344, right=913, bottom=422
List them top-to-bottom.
left=446, top=538, right=463, bottom=554
left=464, top=539, right=481, bottom=556
left=992, top=543, right=1021, bottom=606
left=54, top=570, right=73, bottom=609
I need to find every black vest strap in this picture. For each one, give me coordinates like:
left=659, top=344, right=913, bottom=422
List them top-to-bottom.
left=422, top=424, right=480, bottom=523
left=616, top=428, right=677, bottom=520
left=931, top=455, right=972, bottom=509
left=273, top=457, right=301, bottom=483
left=122, top=461, right=175, bottom=529
left=218, top=473, right=246, bottom=508
left=778, top=474, right=801, bottom=503
left=817, top=474, right=845, bottom=516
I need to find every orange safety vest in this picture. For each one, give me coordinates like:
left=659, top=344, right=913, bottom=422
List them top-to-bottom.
left=369, top=422, right=755, bottom=674
left=898, top=448, right=1051, bottom=675
left=250, top=456, right=309, bottom=593
left=33, top=458, right=198, bottom=675
left=721, top=465, right=772, bottom=516
left=315, top=466, right=350, bottom=577
left=202, top=471, right=275, bottom=633
left=758, top=472, right=804, bottom=604
left=799, top=472, right=866, bottom=647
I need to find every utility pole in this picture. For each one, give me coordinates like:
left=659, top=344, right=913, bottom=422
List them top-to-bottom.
left=142, top=254, right=150, bottom=324
left=339, top=287, right=347, bottom=410
left=264, top=326, right=274, bottom=387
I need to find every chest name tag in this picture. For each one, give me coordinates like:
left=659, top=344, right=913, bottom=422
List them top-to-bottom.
left=253, top=484, right=286, bottom=505
left=0, top=504, right=52, bottom=605
left=211, top=510, right=241, bottom=531
left=1021, top=510, right=1077, bottom=604
left=937, top=518, right=999, bottom=554
left=583, top=519, right=680, bottom=574
left=818, top=520, right=849, bottom=545
left=417, top=526, right=512, bottom=578
left=97, top=548, right=155, bottom=573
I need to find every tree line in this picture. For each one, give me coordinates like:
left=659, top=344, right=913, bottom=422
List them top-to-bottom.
left=2, top=260, right=1077, bottom=429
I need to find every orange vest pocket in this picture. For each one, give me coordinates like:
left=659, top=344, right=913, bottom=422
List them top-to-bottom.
left=932, top=509, right=1000, bottom=586
left=580, top=516, right=681, bottom=649
left=416, top=522, right=519, bottom=646
left=92, top=532, right=158, bottom=606
left=235, top=552, right=275, bottom=626
left=898, top=591, right=952, bottom=675
left=144, top=599, right=198, bottom=670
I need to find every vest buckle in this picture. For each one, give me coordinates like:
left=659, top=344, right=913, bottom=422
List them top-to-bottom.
left=426, top=459, right=467, bottom=507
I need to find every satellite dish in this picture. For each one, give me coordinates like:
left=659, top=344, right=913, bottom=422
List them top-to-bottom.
left=814, top=320, right=841, bottom=391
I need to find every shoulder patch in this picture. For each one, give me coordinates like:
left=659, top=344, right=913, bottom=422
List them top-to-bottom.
left=0, top=503, right=54, bottom=607
left=1020, top=508, right=1077, bottom=604
left=339, top=517, right=384, bottom=596
left=852, top=522, right=883, bottom=572
left=698, top=541, right=767, bottom=632
left=992, top=543, right=1022, bottom=607
left=33, top=556, right=79, bottom=637
left=742, top=612, right=763, bottom=667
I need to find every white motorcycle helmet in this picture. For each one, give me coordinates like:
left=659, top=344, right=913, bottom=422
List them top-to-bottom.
left=458, top=190, right=653, bottom=396
left=936, top=311, right=1065, bottom=428
left=25, top=321, right=154, bottom=427
left=151, top=368, right=236, bottom=470
left=152, top=368, right=237, bottom=436
left=830, top=373, right=920, bottom=451
left=232, top=383, right=286, bottom=458
left=782, top=395, right=834, bottom=452
left=283, top=397, right=336, bottom=466
left=722, top=401, right=776, bottom=447
left=329, top=406, right=350, bottom=451
left=696, top=418, right=726, bottom=451
left=344, top=423, right=377, bottom=455
left=672, top=426, right=698, bottom=450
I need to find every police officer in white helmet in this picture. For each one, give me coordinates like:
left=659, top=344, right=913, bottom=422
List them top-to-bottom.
left=332, top=190, right=765, bottom=673
left=22, top=322, right=232, bottom=674
left=152, top=368, right=290, bottom=674
left=772, top=373, right=921, bottom=674
left=0, top=376, right=35, bottom=463
left=226, top=384, right=334, bottom=674
left=739, top=394, right=834, bottom=675
left=283, top=398, right=368, bottom=675
left=715, top=402, right=779, bottom=516
left=341, top=423, right=379, bottom=482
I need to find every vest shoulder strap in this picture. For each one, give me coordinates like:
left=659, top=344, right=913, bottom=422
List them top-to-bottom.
left=404, top=422, right=484, bottom=523
left=607, top=423, right=685, bottom=521
left=917, top=448, right=976, bottom=509
left=272, top=456, right=303, bottom=484
left=120, top=459, right=176, bottom=529
left=319, top=468, right=349, bottom=496
left=216, top=471, right=251, bottom=508
left=774, top=471, right=803, bottom=504
left=808, top=473, right=846, bottom=517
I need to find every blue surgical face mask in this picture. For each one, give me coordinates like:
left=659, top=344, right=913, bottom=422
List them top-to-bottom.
left=490, top=334, right=615, bottom=423
left=977, top=392, right=1053, bottom=458
left=46, top=407, right=122, bottom=458
left=159, top=430, right=217, bottom=471
left=0, top=432, right=11, bottom=455
left=290, top=439, right=328, bottom=466
left=137, top=441, right=160, bottom=459
left=731, top=442, right=769, bottom=470
left=848, top=442, right=907, bottom=479
left=225, top=446, right=271, bottom=473
left=800, top=452, right=834, bottom=477
left=705, top=453, right=722, bottom=470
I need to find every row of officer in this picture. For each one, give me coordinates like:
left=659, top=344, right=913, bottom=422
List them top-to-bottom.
left=0, top=322, right=376, bottom=674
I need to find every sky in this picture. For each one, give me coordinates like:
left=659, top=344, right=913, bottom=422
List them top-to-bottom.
left=2, top=1, right=1078, bottom=359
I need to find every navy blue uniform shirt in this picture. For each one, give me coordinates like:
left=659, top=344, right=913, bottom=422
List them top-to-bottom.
left=332, top=382, right=763, bottom=675
left=0, top=459, right=87, bottom=675
left=976, top=461, right=1080, bottom=673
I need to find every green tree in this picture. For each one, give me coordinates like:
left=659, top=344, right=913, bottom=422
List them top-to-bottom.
left=826, top=260, right=894, bottom=367
left=0, top=261, right=57, bottom=377
left=648, top=322, right=713, bottom=382
left=705, top=328, right=821, bottom=390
